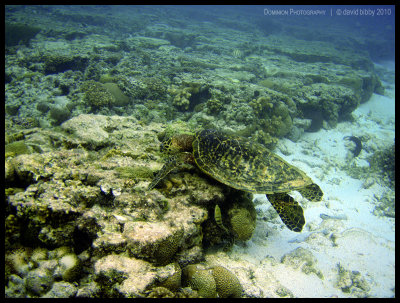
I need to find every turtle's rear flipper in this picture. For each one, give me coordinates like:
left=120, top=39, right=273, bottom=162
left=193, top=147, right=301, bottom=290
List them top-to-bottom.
left=148, top=157, right=178, bottom=190
left=298, top=183, right=323, bottom=202
left=266, top=193, right=305, bottom=232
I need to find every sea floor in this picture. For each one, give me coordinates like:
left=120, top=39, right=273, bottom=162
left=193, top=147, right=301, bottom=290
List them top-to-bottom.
left=206, top=65, right=395, bottom=298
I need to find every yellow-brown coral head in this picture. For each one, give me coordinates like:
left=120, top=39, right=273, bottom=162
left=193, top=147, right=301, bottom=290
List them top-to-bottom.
left=161, top=134, right=194, bottom=153
left=228, top=207, right=256, bottom=241
left=211, top=265, right=243, bottom=298
left=189, top=269, right=217, bottom=298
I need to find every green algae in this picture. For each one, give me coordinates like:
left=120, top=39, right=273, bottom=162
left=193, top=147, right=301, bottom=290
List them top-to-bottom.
left=5, top=141, right=32, bottom=157
left=115, top=166, right=154, bottom=180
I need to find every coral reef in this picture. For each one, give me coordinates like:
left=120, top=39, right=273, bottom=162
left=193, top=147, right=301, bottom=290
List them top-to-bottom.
left=4, top=5, right=392, bottom=298
left=81, top=81, right=130, bottom=111
left=205, top=97, right=223, bottom=115
left=5, top=116, right=251, bottom=297
left=4, top=247, right=87, bottom=298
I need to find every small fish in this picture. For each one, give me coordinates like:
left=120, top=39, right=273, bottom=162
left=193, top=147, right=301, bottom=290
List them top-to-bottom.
left=232, top=49, right=242, bottom=58
left=344, top=136, right=362, bottom=157
left=214, top=204, right=229, bottom=233
left=320, top=213, right=348, bottom=220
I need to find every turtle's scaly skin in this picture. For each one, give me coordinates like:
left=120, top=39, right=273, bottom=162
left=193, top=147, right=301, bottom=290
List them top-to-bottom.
left=149, top=129, right=323, bottom=232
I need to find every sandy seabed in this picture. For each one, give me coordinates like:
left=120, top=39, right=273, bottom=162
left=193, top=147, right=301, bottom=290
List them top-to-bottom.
left=207, top=63, right=395, bottom=298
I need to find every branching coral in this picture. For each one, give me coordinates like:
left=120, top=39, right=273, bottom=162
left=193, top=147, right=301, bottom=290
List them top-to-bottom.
left=81, top=80, right=115, bottom=108
left=168, top=83, right=201, bottom=111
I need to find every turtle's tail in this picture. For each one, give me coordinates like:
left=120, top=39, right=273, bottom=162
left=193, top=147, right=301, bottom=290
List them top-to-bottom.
left=148, top=157, right=178, bottom=190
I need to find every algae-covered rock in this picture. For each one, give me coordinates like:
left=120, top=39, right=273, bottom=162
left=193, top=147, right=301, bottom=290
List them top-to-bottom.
left=5, top=22, right=41, bottom=47
left=102, top=82, right=130, bottom=106
left=298, top=83, right=360, bottom=129
left=49, top=106, right=71, bottom=126
left=61, top=114, right=111, bottom=149
left=5, top=141, right=32, bottom=157
left=368, top=143, right=395, bottom=188
left=6, top=153, right=47, bottom=187
left=115, top=165, right=154, bottom=180
left=123, top=221, right=183, bottom=266
left=281, top=247, right=324, bottom=279
left=59, top=253, right=82, bottom=282
left=94, top=254, right=155, bottom=297
left=94, top=254, right=179, bottom=297
left=159, top=263, right=182, bottom=292
left=336, top=263, right=370, bottom=297
left=25, top=268, right=54, bottom=296
left=42, top=282, right=78, bottom=298
left=146, top=286, right=175, bottom=298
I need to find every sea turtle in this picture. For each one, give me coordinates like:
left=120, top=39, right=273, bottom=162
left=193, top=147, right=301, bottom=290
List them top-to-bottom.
left=148, top=129, right=323, bottom=232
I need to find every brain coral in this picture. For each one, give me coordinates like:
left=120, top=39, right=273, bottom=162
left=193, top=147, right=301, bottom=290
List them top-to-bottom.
left=228, top=206, right=256, bottom=241
left=124, top=222, right=183, bottom=266
left=159, top=263, right=181, bottom=292
left=211, top=265, right=243, bottom=298
left=189, top=269, right=217, bottom=298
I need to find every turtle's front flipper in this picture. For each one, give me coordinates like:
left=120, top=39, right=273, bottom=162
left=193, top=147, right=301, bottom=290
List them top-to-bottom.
left=148, top=157, right=178, bottom=190
left=266, top=193, right=305, bottom=232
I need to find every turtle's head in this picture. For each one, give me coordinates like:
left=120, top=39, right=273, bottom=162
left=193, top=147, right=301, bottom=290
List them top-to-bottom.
left=161, top=134, right=194, bottom=154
